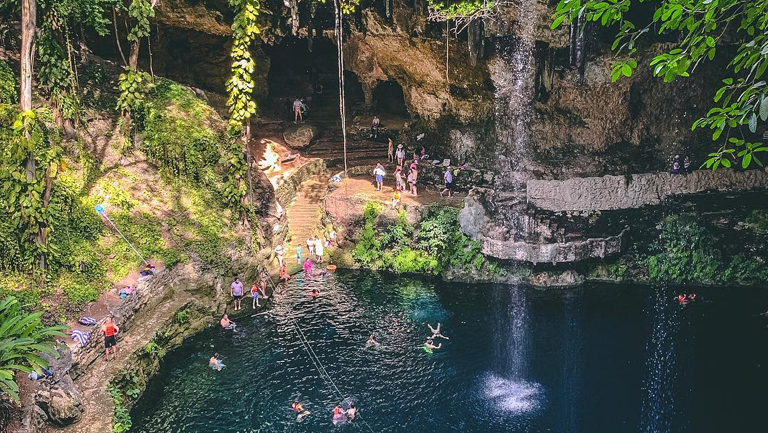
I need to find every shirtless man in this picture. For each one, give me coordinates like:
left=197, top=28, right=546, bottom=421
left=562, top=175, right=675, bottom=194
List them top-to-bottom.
left=366, top=334, right=380, bottom=347
left=424, top=339, right=442, bottom=351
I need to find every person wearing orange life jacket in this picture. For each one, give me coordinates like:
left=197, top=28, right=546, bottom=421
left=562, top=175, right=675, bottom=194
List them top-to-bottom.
left=101, top=317, right=120, bottom=361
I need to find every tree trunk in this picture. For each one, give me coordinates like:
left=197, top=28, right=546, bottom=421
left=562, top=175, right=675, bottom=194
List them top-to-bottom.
left=20, top=0, right=36, bottom=112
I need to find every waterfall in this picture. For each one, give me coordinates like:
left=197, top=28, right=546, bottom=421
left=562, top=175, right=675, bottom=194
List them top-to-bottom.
left=491, top=0, right=538, bottom=189
left=483, top=285, right=543, bottom=415
left=640, top=287, right=681, bottom=433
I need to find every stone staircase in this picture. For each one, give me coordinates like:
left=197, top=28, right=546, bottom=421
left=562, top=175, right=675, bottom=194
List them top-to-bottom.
left=284, top=175, right=328, bottom=258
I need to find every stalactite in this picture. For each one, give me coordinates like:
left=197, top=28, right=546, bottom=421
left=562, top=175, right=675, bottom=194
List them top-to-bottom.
left=290, top=0, right=299, bottom=36
left=308, top=0, right=316, bottom=52
left=569, top=10, right=587, bottom=85
left=575, top=18, right=586, bottom=85
left=467, top=19, right=483, bottom=66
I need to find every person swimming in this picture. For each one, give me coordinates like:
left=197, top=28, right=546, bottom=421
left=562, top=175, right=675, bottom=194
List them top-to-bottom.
left=310, top=288, right=319, bottom=298
left=220, top=314, right=236, bottom=330
left=428, top=322, right=449, bottom=340
left=366, top=334, right=380, bottom=347
left=424, top=338, right=442, bottom=351
left=209, top=353, right=225, bottom=371
left=292, top=401, right=310, bottom=420
left=346, top=404, right=357, bottom=421
left=332, top=405, right=345, bottom=423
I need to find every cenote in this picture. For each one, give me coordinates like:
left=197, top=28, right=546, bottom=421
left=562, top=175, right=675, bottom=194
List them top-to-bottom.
left=130, top=271, right=768, bottom=433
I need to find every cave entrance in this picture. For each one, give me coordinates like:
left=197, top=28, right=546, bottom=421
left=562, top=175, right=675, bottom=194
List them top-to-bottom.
left=265, top=36, right=366, bottom=117
left=373, top=80, right=408, bottom=117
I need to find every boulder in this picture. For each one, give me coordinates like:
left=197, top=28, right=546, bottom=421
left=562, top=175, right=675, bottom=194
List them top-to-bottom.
left=283, top=124, right=319, bottom=149
left=46, top=380, right=83, bottom=426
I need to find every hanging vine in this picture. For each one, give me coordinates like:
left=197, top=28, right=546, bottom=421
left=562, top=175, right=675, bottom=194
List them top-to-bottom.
left=225, top=0, right=261, bottom=221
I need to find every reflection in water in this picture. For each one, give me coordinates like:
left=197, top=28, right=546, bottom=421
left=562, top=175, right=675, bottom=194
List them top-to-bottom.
left=484, top=285, right=544, bottom=415
left=641, top=287, right=681, bottom=433
left=560, top=291, right=583, bottom=433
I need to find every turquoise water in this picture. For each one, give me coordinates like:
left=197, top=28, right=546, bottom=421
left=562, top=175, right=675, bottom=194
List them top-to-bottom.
left=130, top=271, right=768, bottom=432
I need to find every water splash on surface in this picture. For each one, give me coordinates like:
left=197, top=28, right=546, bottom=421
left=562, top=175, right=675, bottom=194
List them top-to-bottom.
left=482, top=374, right=544, bottom=414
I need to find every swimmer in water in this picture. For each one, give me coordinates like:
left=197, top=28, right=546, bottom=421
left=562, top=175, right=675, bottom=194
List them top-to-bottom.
left=310, top=288, right=319, bottom=298
left=220, top=314, right=236, bottom=330
left=427, top=322, right=449, bottom=340
left=366, top=334, right=380, bottom=347
left=424, top=338, right=442, bottom=351
left=209, top=353, right=225, bottom=371
left=292, top=401, right=310, bottom=420
left=346, top=404, right=357, bottom=421
left=332, top=405, right=345, bottom=423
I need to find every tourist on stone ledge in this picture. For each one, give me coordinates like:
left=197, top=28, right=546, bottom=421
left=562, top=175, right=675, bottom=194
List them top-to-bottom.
left=293, top=97, right=304, bottom=123
left=387, top=137, right=394, bottom=162
left=231, top=276, right=244, bottom=311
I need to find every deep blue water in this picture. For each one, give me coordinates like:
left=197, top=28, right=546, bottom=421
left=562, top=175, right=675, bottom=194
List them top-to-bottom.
left=130, top=270, right=768, bottom=433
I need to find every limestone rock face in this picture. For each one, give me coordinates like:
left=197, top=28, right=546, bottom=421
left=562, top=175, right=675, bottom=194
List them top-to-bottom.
left=283, top=124, right=320, bottom=149
left=43, top=377, right=84, bottom=426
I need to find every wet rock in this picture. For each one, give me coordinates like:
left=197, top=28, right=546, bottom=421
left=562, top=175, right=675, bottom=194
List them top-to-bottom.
left=283, top=124, right=319, bottom=149
left=458, top=189, right=490, bottom=239
left=480, top=229, right=627, bottom=264
left=528, top=270, right=584, bottom=287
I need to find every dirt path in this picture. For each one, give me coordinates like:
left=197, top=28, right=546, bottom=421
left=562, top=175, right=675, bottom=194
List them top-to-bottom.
left=50, top=291, right=189, bottom=433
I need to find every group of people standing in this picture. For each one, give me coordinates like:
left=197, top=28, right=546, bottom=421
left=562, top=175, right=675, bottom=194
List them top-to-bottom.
left=376, top=139, right=457, bottom=202
left=229, top=272, right=271, bottom=312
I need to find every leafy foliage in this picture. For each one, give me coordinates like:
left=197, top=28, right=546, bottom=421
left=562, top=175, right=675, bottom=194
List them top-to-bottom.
left=126, top=0, right=154, bottom=43
left=226, top=0, right=260, bottom=133
left=551, top=0, right=768, bottom=170
left=0, top=59, right=18, bottom=104
left=117, top=68, right=152, bottom=116
left=0, top=108, right=63, bottom=271
left=351, top=202, right=493, bottom=276
left=352, top=202, right=382, bottom=266
left=646, top=215, right=723, bottom=283
left=0, top=296, right=66, bottom=401
left=108, top=383, right=132, bottom=433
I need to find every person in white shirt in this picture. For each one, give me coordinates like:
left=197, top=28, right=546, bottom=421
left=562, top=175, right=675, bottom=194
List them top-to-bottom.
left=373, top=163, right=386, bottom=191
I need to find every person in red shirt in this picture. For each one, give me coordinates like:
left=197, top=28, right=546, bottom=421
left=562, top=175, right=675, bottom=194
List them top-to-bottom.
left=101, top=317, right=120, bottom=361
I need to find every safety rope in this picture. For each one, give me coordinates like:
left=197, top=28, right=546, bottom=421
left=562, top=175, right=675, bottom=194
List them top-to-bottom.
left=267, top=276, right=377, bottom=433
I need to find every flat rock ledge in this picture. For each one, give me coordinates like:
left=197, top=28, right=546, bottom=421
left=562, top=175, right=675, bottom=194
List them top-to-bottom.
left=527, top=169, right=768, bottom=211
left=480, top=229, right=628, bottom=264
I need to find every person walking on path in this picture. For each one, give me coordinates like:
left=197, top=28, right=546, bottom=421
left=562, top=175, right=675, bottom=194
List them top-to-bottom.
left=293, top=97, right=304, bottom=123
left=387, top=138, right=394, bottom=162
left=396, top=144, right=405, bottom=167
left=373, top=163, right=386, bottom=191
left=441, top=167, right=454, bottom=197
left=274, top=242, right=284, bottom=266
left=231, top=276, right=244, bottom=311
left=102, top=317, right=120, bottom=361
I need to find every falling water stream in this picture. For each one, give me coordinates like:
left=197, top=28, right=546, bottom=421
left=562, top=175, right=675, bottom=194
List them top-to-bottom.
left=492, top=0, right=538, bottom=189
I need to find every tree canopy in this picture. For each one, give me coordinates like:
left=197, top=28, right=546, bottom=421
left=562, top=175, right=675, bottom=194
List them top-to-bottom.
left=552, top=0, right=768, bottom=169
